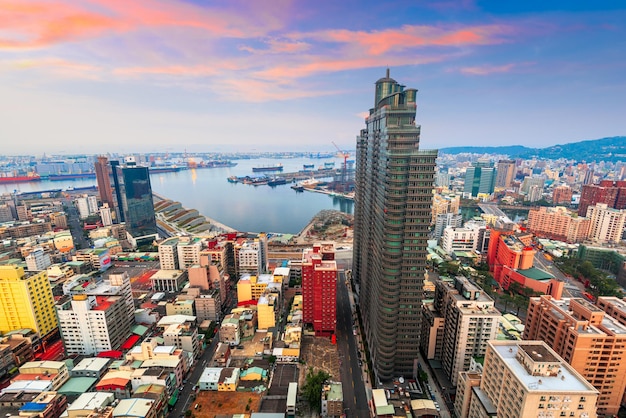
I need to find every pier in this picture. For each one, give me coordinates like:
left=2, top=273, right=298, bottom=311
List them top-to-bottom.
left=228, top=167, right=344, bottom=184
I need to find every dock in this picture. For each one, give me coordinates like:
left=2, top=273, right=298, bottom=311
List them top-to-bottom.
left=228, top=168, right=342, bottom=184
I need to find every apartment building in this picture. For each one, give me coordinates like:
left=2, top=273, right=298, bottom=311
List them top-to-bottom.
left=586, top=203, right=626, bottom=244
left=527, top=206, right=591, bottom=243
left=158, top=237, right=179, bottom=270
left=176, top=237, right=203, bottom=270
left=302, top=243, right=337, bottom=337
left=523, top=296, right=626, bottom=415
left=455, top=340, right=598, bottom=418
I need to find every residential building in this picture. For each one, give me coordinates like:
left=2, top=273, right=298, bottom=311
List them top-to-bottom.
left=352, top=69, right=437, bottom=380
left=464, top=158, right=496, bottom=198
left=495, top=159, right=516, bottom=188
left=520, top=175, right=545, bottom=195
left=578, top=180, right=626, bottom=216
left=552, top=184, right=573, bottom=205
left=431, top=194, right=460, bottom=225
left=76, top=197, right=91, bottom=219
left=0, top=203, right=14, bottom=222
left=586, top=203, right=626, bottom=244
left=100, top=204, right=113, bottom=226
left=527, top=206, right=591, bottom=243
left=434, top=212, right=463, bottom=240
left=441, top=225, right=481, bottom=255
left=236, top=236, right=268, bottom=276
left=158, top=237, right=179, bottom=270
left=176, top=237, right=203, bottom=270
left=302, top=243, right=337, bottom=336
left=25, top=247, right=52, bottom=271
left=72, top=248, right=112, bottom=271
left=0, top=265, right=58, bottom=341
left=237, top=274, right=280, bottom=302
left=421, top=276, right=500, bottom=385
left=56, top=293, right=134, bottom=355
left=257, top=293, right=277, bottom=330
left=523, top=296, right=626, bottom=415
left=219, top=313, right=241, bottom=346
left=157, top=315, right=200, bottom=359
left=455, top=340, right=598, bottom=418
left=18, top=361, right=70, bottom=390
left=198, top=367, right=221, bottom=391
left=321, top=382, right=343, bottom=417
left=65, top=392, right=115, bottom=418
left=112, top=398, right=157, bottom=418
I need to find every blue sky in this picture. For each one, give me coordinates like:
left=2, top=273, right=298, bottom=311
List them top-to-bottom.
left=1, top=0, right=625, bottom=154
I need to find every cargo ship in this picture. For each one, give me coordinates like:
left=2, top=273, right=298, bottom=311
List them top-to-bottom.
left=202, top=160, right=238, bottom=168
left=252, top=164, right=283, bottom=173
left=303, top=164, right=315, bottom=170
left=149, top=166, right=185, bottom=174
left=0, top=173, right=41, bottom=183
left=48, top=173, right=96, bottom=181
left=268, top=177, right=287, bottom=186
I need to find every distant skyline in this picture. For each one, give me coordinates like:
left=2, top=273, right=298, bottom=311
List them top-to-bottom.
left=1, top=0, right=625, bottom=155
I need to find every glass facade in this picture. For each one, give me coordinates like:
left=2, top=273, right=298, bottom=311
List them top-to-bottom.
left=116, top=165, right=157, bottom=238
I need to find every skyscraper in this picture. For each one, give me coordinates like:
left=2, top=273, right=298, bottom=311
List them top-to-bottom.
left=353, top=69, right=437, bottom=380
left=94, top=156, right=115, bottom=212
left=464, top=158, right=496, bottom=197
left=113, top=159, right=157, bottom=239
left=495, top=159, right=516, bottom=188
left=302, top=242, right=337, bottom=337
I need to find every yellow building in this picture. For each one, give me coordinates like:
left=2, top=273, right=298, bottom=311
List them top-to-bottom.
left=0, top=265, right=58, bottom=339
left=236, top=274, right=280, bottom=302
left=257, top=294, right=277, bottom=330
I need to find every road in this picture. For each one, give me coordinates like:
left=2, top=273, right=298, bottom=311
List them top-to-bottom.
left=63, top=198, right=90, bottom=250
left=533, top=251, right=585, bottom=299
left=336, top=269, right=369, bottom=418
left=168, top=336, right=219, bottom=418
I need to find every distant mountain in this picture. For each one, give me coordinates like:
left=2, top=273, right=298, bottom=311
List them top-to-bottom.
left=439, top=136, right=626, bottom=162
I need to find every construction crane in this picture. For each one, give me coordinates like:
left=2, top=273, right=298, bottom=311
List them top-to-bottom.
left=331, top=141, right=349, bottom=192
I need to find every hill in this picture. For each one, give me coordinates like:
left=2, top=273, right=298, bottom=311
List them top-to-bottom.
left=439, top=136, right=626, bottom=162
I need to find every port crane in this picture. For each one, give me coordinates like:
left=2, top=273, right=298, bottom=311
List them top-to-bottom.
left=331, top=141, right=350, bottom=192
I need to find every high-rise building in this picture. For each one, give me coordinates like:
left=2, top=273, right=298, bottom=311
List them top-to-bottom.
left=352, top=70, right=437, bottom=380
left=94, top=156, right=115, bottom=212
left=464, top=158, right=496, bottom=198
left=495, top=159, right=516, bottom=188
left=113, top=160, right=157, bottom=239
left=578, top=180, right=626, bottom=216
left=552, top=184, right=573, bottom=205
left=586, top=203, right=626, bottom=244
left=527, top=206, right=590, bottom=243
left=158, top=237, right=180, bottom=270
left=177, top=237, right=203, bottom=270
left=302, top=242, right=337, bottom=337
left=25, top=247, right=52, bottom=271
left=0, top=265, right=58, bottom=340
left=420, top=276, right=500, bottom=385
left=523, top=296, right=626, bottom=415
left=455, top=340, right=599, bottom=418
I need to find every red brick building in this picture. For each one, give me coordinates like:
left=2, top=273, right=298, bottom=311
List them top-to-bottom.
left=578, top=180, right=626, bottom=216
left=302, top=243, right=337, bottom=337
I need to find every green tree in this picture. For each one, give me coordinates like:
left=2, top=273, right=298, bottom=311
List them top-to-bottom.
left=301, top=368, right=330, bottom=413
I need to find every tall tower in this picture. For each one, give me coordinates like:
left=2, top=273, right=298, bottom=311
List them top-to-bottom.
left=353, top=69, right=437, bottom=380
left=94, top=156, right=115, bottom=212
left=495, top=159, right=516, bottom=188
left=114, top=161, right=157, bottom=239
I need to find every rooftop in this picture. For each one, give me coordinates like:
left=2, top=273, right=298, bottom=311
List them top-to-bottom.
left=516, top=267, right=555, bottom=281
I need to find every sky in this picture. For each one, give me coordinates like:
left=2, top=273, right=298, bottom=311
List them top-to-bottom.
left=1, top=0, right=625, bottom=155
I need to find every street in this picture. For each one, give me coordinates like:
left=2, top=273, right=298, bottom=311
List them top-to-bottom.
left=336, top=268, right=370, bottom=417
left=168, top=336, right=219, bottom=418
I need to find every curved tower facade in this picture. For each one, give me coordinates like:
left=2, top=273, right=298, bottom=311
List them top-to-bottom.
left=353, top=70, right=437, bottom=381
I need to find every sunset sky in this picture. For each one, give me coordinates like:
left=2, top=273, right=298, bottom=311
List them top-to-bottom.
left=1, top=0, right=625, bottom=154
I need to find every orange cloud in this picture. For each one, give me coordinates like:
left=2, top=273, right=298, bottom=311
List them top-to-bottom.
left=1, top=57, right=102, bottom=80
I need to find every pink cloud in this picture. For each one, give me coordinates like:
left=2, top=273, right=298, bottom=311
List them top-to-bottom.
left=296, top=24, right=513, bottom=55
left=459, top=62, right=532, bottom=75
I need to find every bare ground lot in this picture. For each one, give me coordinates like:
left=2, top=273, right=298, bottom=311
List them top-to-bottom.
left=299, top=335, right=340, bottom=387
left=193, top=391, right=263, bottom=417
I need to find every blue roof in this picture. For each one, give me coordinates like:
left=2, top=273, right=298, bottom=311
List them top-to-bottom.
left=21, top=403, right=47, bottom=412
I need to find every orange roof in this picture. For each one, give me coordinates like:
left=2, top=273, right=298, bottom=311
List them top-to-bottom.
left=97, top=377, right=129, bottom=387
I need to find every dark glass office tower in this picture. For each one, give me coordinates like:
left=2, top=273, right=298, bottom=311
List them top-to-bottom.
left=352, top=70, right=437, bottom=381
left=115, top=163, right=157, bottom=238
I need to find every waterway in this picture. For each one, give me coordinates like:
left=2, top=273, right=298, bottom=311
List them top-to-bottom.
left=0, top=157, right=353, bottom=235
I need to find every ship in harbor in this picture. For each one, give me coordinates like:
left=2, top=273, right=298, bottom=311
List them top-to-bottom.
left=252, top=164, right=283, bottom=173
left=303, top=164, right=315, bottom=170
left=149, top=166, right=186, bottom=174
left=0, top=173, right=41, bottom=183
left=48, top=173, right=96, bottom=181
left=268, top=177, right=287, bottom=186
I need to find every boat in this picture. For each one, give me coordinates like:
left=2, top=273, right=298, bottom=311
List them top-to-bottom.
left=201, top=161, right=238, bottom=168
left=324, top=162, right=335, bottom=168
left=252, top=164, right=283, bottom=173
left=303, top=164, right=315, bottom=170
left=149, top=166, right=185, bottom=174
left=0, top=173, right=41, bottom=183
left=48, top=173, right=96, bottom=181
left=227, top=176, right=239, bottom=183
left=268, top=177, right=287, bottom=186
left=299, top=178, right=320, bottom=189
left=291, top=184, right=304, bottom=192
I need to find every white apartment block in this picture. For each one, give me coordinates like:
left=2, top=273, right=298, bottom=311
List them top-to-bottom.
left=76, top=197, right=90, bottom=219
left=586, top=203, right=626, bottom=244
left=441, top=225, right=481, bottom=255
left=158, top=237, right=180, bottom=270
left=177, top=237, right=203, bottom=270
left=25, top=247, right=52, bottom=271
left=56, top=294, right=133, bottom=355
